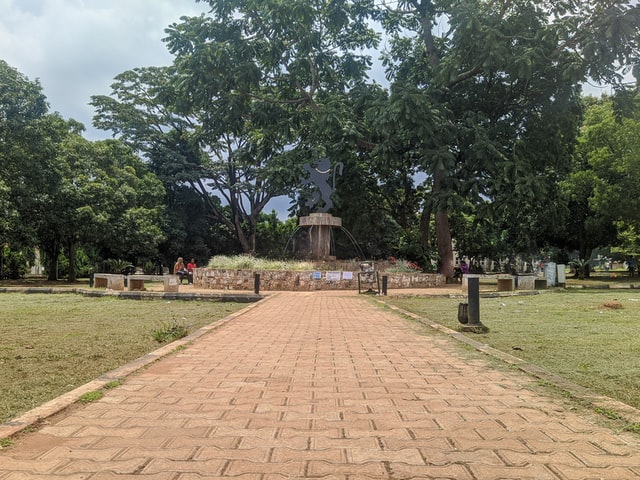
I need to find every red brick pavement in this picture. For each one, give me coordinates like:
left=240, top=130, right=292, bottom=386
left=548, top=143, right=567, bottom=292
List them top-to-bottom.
left=2, top=291, right=640, bottom=479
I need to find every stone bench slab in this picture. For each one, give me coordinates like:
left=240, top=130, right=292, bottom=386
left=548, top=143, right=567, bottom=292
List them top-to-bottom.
left=93, top=273, right=125, bottom=291
left=126, top=275, right=179, bottom=292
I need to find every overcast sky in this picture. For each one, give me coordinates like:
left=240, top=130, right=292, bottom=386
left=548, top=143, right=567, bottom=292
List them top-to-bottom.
left=0, top=0, right=210, bottom=139
left=0, top=0, right=619, bottom=143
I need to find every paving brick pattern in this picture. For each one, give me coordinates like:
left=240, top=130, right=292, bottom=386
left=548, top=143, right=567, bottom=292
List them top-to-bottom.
left=2, top=291, right=640, bottom=479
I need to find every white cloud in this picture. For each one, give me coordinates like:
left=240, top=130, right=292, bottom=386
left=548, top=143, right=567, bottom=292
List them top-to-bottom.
left=0, top=0, right=208, bottom=138
left=2, top=0, right=628, bottom=143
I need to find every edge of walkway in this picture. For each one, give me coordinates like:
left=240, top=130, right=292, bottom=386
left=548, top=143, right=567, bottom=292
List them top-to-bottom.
left=0, top=286, right=264, bottom=302
left=0, top=293, right=276, bottom=441
left=376, top=297, right=640, bottom=431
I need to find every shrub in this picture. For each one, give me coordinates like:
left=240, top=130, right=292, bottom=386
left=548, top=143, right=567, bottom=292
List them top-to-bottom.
left=0, top=247, right=28, bottom=280
left=207, top=255, right=315, bottom=271
left=106, top=259, right=135, bottom=274
left=383, top=259, right=423, bottom=273
left=151, top=317, right=191, bottom=343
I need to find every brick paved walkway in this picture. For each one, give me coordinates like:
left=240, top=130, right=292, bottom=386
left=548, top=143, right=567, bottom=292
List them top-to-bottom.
left=2, top=291, right=640, bottom=479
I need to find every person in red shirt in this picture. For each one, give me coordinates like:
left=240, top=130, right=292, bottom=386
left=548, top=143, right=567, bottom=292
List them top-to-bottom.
left=186, top=258, right=197, bottom=284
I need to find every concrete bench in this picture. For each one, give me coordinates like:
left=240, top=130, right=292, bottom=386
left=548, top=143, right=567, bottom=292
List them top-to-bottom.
left=93, top=273, right=125, bottom=291
left=126, top=274, right=180, bottom=292
left=462, top=274, right=544, bottom=292
left=462, top=274, right=511, bottom=292
left=515, top=275, right=536, bottom=290
left=496, top=277, right=514, bottom=291
left=535, top=278, right=547, bottom=289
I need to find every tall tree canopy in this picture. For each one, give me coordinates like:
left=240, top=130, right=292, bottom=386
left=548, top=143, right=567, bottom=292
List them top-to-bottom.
left=91, top=0, right=639, bottom=269
left=92, top=0, right=380, bottom=254
left=369, top=0, right=640, bottom=276
left=0, top=60, right=54, bottom=250
left=1, top=60, right=167, bottom=279
left=563, top=94, right=640, bottom=260
left=40, top=132, right=167, bottom=281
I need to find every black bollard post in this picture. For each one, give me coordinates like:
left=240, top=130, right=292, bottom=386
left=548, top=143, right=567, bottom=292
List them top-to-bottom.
left=89, top=270, right=94, bottom=288
left=254, top=273, right=260, bottom=294
left=381, top=275, right=388, bottom=296
left=461, top=276, right=488, bottom=332
left=468, top=276, right=480, bottom=324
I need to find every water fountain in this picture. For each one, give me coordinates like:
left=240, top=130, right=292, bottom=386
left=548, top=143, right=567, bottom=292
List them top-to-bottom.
left=284, top=157, right=364, bottom=260
left=196, top=160, right=442, bottom=292
left=298, top=212, right=342, bottom=260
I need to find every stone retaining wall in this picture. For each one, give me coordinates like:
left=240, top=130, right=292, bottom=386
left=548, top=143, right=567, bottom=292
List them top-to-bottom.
left=193, top=268, right=444, bottom=291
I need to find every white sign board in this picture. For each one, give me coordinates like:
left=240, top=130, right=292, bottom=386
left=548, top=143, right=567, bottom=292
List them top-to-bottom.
left=545, top=262, right=557, bottom=286
left=557, top=264, right=566, bottom=285
left=326, top=271, right=341, bottom=282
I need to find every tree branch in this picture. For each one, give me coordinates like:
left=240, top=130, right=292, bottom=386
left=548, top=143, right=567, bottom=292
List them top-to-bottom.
left=448, top=65, right=484, bottom=87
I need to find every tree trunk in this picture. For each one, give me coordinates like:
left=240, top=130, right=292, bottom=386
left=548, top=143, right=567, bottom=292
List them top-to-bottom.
left=432, top=168, right=454, bottom=278
left=419, top=198, right=432, bottom=250
left=435, top=210, right=454, bottom=278
left=234, top=218, right=252, bottom=254
left=248, top=225, right=257, bottom=255
left=67, top=240, right=77, bottom=282
left=45, top=241, right=59, bottom=281
left=581, top=247, right=592, bottom=279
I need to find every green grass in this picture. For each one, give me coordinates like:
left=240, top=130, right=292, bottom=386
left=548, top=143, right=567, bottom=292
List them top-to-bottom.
left=565, top=269, right=640, bottom=286
left=380, top=290, right=640, bottom=410
left=0, top=293, right=246, bottom=423
left=151, top=317, right=191, bottom=343
left=78, top=390, right=104, bottom=404
left=0, top=438, right=13, bottom=448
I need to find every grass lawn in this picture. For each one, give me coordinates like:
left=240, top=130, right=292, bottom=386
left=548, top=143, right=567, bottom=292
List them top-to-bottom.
left=380, top=288, right=640, bottom=411
left=0, top=293, right=246, bottom=423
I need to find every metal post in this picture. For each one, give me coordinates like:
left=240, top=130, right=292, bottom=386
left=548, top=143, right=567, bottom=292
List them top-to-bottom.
left=254, top=273, right=260, bottom=294
left=381, top=275, right=388, bottom=296
left=467, top=276, right=480, bottom=325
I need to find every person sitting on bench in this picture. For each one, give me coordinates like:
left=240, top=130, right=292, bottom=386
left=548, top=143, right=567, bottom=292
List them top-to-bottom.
left=173, top=257, right=188, bottom=284
left=186, top=258, right=197, bottom=284
left=453, top=260, right=468, bottom=283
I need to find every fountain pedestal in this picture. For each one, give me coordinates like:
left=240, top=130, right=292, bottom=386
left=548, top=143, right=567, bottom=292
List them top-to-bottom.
left=298, top=213, right=342, bottom=260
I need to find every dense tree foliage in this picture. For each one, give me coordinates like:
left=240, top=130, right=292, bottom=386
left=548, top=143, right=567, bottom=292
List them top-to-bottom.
left=91, top=0, right=380, bottom=254
left=365, top=0, right=639, bottom=276
left=3, top=1, right=640, bottom=279
left=0, top=60, right=53, bottom=252
left=1, top=60, right=166, bottom=280
left=563, top=94, right=640, bottom=262
left=42, top=132, right=166, bottom=280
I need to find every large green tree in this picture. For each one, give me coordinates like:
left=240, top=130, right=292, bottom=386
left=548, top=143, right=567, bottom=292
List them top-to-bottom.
left=91, top=0, right=380, bottom=254
left=370, top=0, right=639, bottom=277
left=91, top=1, right=639, bottom=268
left=0, top=60, right=56, bottom=251
left=1, top=60, right=167, bottom=280
left=563, top=94, right=640, bottom=261
left=44, top=133, right=167, bottom=281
